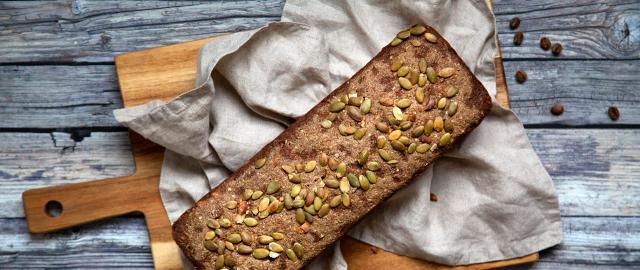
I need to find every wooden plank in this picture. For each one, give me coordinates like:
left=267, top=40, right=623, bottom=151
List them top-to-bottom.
left=0, top=0, right=284, bottom=63
left=493, top=0, right=640, bottom=59
left=504, top=60, right=640, bottom=126
left=0, top=65, right=123, bottom=129
left=3, top=129, right=639, bottom=219
left=2, top=216, right=637, bottom=268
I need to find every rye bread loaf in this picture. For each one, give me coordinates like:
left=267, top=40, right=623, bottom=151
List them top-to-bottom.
left=173, top=24, right=492, bottom=270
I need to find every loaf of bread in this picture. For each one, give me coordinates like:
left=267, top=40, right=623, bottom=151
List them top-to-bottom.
left=173, top=24, right=492, bottom=270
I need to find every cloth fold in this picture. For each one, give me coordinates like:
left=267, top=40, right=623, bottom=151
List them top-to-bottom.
left=114, top=0, right=562, bottom=267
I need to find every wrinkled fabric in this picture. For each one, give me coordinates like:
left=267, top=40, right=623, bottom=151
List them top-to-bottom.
left=113, top=0, right=562, bottom=267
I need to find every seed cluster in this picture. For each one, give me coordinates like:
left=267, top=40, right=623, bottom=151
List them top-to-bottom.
left=199, top=24, right=461, bottom=269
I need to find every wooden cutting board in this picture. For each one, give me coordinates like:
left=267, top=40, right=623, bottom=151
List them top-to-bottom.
left=22, top=32, right=535, bottom=269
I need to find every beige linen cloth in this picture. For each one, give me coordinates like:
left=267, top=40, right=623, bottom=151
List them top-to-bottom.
left=114, top=0, right=562, bottom=267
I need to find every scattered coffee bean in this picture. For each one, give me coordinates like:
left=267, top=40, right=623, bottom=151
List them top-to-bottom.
left=509, top=17, right=521, bottom=30
left=513, top=32, right=524, bottom=46
left=540, top=37, right=551, bottom=50
left=551, top=43, right=562, bottom=56
left=515, top=70, right=527, bottom=84
left=550, top=103, right=564, bottom=115
left=608, top=107, right=620, bottom=121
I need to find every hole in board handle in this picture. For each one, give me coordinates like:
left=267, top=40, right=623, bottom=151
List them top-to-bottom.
left=45, top=200, right=63, bottom=217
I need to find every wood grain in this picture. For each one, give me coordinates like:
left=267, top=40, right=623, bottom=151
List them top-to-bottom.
left=494, top=0, right=639, bottom=59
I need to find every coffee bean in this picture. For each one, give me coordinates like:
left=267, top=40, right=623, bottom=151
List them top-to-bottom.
left=509, top=17, right=521, bottom=30
left=513, top=32, right=523, bottom=46
left=540, top=37, right=551, bottom=50
left=551, top=43, right=562, bottom=56
left=515, top=70, right=527, bottom=84
left=550, top=104, right=564, bottom=116
left=608, top=107, right=620, bottom=121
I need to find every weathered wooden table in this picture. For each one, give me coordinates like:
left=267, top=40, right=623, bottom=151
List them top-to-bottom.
left=1, top=1, right=638, bottom=269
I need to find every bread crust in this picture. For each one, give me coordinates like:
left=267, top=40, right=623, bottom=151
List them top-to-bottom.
left=173, top=24, right=492, bottom=270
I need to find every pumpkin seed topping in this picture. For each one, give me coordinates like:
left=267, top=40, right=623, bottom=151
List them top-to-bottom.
left=424, top=32, right=438, bottom=43
left=390, top=38, right=403, bottom=46
left=426, top=67, right=437, bottom=84
left=398, top=77, right=413, bottom=89
left=329, top=101, right=346, bottom=112
left=255, top=158, right=267, bottom=169
left=253, top=248, right=270, bottom=259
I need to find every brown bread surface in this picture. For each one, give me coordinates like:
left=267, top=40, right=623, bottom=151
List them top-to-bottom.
left=173, top=24, right=492, bottom=270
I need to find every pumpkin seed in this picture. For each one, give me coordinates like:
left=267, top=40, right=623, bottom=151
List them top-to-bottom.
left=410, top=25, right=427, bottom=35
left=397, top=30, right=411, bottom=39
left=424, top=32, right=438, bottom=43
left=390, top=38, right=403, bottom=46
left=410, top=39, right=422, bottom=46
left=391, top=58, right=403, bottom=71
left=419, top=58, right=428, bottom=73
left=397, top=66, right=409, bottom=77
left=426, top=67, right=437, bottom=84
left=438, top=67, right=455, bottom=78
left=408, top=70, right=419, bottom=85
left=418, top=73, right=427, bottom=86
left=398, top=77, right=413, bottom=89
left=447, top=85, right=459, bottom=97
left=415, top=87, right=425, bottom=103
left=341, top=94, right=349, bottom=104
left=348, top=96, right=363, bottom=106
left=425, top=96, right=436, bottom=110
left=437, top=97, right=447, bottom=109
left=360, top=98, right=372, bottom=114
left=380, top=98, right=395, bottom=107
left=396, top=98, right=412, bottom=109
left=329, top=101, right=345, bottom=112
left=448, top=101, right=458, bottom=116
left=347, top=106, right=363, bottom=122
left=392, top=106, right=404, bottom=120
left=327, top=112, right=337, bottom=121
left=388, top=115, right=400, bottom=126
left=434, top=117, right=444, bottom=131
left=320, top=119, right=332, bottom=129
left=444, top=119, right=454, bottom=132
left=424, top=120, right=434, bottom=136
left=399, top=121, right=413, bottom=131
left=376, top=122, right=390, bottom=133
left=338, top=124, right=356, bottom=136
left=412, top=126, right=425, bottom=137
left=354, top=128, right=367, bottom=140
left=389, top=130, right=401, bottom=140
left=439, top=133, right=452, bottom=146
left=376, top=136, right=386, bottom=149
left=399, top=136, right=411, bottom=145
left=391, top=140, right=406, bottom=151
left=407, top=143, right=417, bottom=154
left=416, top=143, right=429, bottom=153
left=431, top=143, right=439, bottom=151
left=357, top=149, right=369, bottom=165
left=378, top=149, right=392, bottom=161
left=255, top=158, right=267, bottom=169
left=328, top=158, right=338, bottom=170
left=304, top=160, right=316, bottom=173
left=367, top=161, right=381, bottom=171
left=336, top=162, right=347, bottom=177
left=294, top=163, right=304, bottom=172
left=282, top=165, right=295, bottom=174
left=365, top=170, right=377, bottom=184
left=288, top=173, right=301, bottom=184
left=347, top=173, right=360, bottom=188
left=359, top=175, right=371, bottom=190
left=340, top=177, right=350, bottom=193
left=325, top=179, right=340, bottom=189
left=266, top=181, right=281, bottom=195
left=291, top=184, right=301, bottom=197
left=242, top=189, right=253, bottom=201
left=305, top=191, right=315, bottom=206
left=342, top=194, right=351, bottom=207
left=330, top=195, right=342, bottom=207
left=313, top=196, right=322, bottom=211
left=258, top=197, right=270, bottom=212
left=293, top=198, right=305, bottom=208
left=318, top=203, right=330, bottom=218
left=304, top=205, right=317, bottom=215
left=250, top=207, right=259, bottom=216
left=295, top=208, right=305, bottom=224
left=235, top=214, right=244, bottom=224
left=244, top=217, right=258, bottom=227
left=219, top=218, right=231, bottom=228
left=207, top=219, right=220, bottom=229
left=215, top=229, right=223, bottom=237
left=205, top=231, right=216, bottom=241
left=240, top=232, right=252, bottom=245
left=271, top=232, right=284, bottom=240
left=227, top=233, right=242, bottom=244
left=258, top=235, right=274, bottom=245
left=204, top=240, right=217, bottom=252
left=216, top=240, right=225, bottom=254
left=225, top=241, right=235, bottom=251
left=269, top=242, right=284, bottom=253
left=293, top=243, right=304, bottom=258
left=237, top=244, right=253, bottom=254
left=253, top=248, right=270, bottom=259
left=287, top=249, right=299, bottom=261
left=269, top=251, right=281, bottom=259
left=215, top=255, right=225, bottom=269
left=225, top=256, right=236, bottom=267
